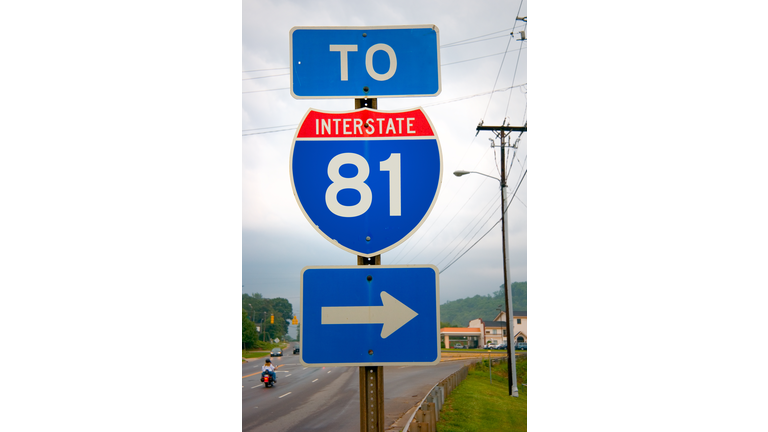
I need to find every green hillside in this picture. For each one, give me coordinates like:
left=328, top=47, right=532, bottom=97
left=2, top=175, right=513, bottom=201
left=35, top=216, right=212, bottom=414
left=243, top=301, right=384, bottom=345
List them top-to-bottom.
left=440, top=282, right=526, bottom=327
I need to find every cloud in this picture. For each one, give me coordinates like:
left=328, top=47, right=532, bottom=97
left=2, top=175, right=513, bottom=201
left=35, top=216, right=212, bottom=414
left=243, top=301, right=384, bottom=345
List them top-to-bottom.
left=243, top=0, right=527, bottom=309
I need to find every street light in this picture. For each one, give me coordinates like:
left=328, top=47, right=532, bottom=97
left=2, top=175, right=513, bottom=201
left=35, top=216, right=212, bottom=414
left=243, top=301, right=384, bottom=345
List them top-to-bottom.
left=453, top=169, right=519, bottom=397
left=247, top=304, right=254, bottom=350
left=262, top=311, right=267, bottom=344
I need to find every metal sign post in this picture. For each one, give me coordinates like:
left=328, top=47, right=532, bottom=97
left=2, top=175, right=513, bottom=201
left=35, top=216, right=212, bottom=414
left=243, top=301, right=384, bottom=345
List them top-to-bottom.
left=356, top=96, right=382, bottom=432
left=359, top=241, right=383, bottom=432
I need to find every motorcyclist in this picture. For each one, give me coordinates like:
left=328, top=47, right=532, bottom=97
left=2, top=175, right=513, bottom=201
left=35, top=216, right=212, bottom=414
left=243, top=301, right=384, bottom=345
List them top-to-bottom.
left=262, top=358, right=278, bottom=383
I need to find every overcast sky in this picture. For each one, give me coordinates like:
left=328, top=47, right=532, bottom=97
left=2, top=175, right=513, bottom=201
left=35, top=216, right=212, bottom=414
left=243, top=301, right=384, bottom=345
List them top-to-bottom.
left=242, top=0, right=528, bottom=321
left=5, top=1, right=768, bottom=430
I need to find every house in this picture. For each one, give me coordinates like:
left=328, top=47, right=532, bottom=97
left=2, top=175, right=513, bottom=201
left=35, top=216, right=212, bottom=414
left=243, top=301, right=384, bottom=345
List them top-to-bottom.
left=468, top=310, right=527, bottom=346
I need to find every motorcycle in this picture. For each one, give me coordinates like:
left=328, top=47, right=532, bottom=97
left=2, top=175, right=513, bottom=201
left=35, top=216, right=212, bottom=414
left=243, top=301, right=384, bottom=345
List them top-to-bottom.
left=261, top=371, right=275, bottom=388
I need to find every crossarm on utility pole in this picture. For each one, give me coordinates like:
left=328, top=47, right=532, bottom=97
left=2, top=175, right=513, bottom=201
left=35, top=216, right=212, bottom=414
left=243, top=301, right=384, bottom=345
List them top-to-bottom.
left=476, top=125, right=526, bottom=132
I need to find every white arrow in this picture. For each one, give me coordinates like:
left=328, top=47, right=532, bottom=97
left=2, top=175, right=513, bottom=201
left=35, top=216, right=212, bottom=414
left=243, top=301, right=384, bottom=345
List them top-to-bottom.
left=321, top=291, right=418, bottom=338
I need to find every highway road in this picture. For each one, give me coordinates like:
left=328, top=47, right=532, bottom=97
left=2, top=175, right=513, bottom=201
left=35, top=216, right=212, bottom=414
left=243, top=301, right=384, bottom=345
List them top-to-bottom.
left=242, top=343, right=475, bottom=431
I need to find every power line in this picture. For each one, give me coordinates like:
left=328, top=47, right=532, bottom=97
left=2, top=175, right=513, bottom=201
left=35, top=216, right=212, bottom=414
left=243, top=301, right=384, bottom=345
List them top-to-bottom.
left=504, top=21, right=528, bottom=120
left=242, top=27, right=523, bottom=81
left=441, top=27, right=515, bottom=47
left=481, top=33, right=514, bottom=120
left=441, top=34, right=511, bottom=48
left=442, top=47, right=526, bottom=67
left=243, top=67, right=289, bottom=73
left=243, top=73, right=289, bottom=81
left=421, top=84, right=526, bottom=107
left=243, top=85, right=527, bottom=135
left=242, top=87, right=289, bottom=94
left=243, top=124, right=298, bottom=132
left=242, top=127, right=296, bottom=136
left=390, top=141, right=498, bottom=264
left=440, top=169, right=526, bottom=274
left=504, top=170, right=527, bottom=214
left=402, top=177, right=498, bottom=265
left=433, top=194, right=501, bottom=269
left=440, top=219, right=501, bottom=274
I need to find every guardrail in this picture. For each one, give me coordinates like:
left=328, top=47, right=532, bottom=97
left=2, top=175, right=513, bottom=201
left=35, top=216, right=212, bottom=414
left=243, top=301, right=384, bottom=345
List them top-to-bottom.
left=399, top=356, right=507, bottom=432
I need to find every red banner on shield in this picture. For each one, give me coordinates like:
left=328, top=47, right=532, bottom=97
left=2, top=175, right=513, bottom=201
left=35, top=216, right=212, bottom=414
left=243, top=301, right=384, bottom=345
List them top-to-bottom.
left=296, top=108, right=434, bottom=139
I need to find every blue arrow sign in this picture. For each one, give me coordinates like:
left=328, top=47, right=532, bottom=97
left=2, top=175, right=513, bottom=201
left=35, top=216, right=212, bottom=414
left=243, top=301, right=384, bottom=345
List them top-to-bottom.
left=290, top=25, right=441, bottom=98
left=290, top=107, right=442, bottom=257
left=300, top=265, right=440, bottom=366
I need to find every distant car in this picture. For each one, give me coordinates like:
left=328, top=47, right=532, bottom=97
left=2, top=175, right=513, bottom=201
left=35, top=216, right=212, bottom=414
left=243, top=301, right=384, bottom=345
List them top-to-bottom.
left=516, top=342, right=527, bottom=350
left=453, top=343, right=464, bottom=349
left=496, top=343, right=507, bottom=350
left=270, top=347, right=283, bottom=357
left=293, top=347, right=300, bottom=354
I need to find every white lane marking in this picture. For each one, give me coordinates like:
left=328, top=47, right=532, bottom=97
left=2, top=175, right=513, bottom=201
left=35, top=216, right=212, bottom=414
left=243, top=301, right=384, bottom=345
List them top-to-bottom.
left=327, top=370, right=332, bottom=374
left=286, top=374, right=292, bottom=377
left=312, top=379, right=318, bottom=383
left=251, top=386, right=259, bottom=389
left=278, top=392, right=292, bottom=399
left=252, top=406, right=258, bottom=409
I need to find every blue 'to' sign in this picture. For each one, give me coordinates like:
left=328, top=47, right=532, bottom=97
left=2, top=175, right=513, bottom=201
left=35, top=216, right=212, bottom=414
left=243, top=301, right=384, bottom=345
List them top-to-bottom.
left=290, top=25, right=441, bottom=99
left=290, top=107, right=442, bottom=257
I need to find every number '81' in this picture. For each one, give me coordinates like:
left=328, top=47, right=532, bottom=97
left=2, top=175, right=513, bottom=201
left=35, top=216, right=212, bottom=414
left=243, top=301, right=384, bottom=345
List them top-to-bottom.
left=325, top=153, right=401, bottom=218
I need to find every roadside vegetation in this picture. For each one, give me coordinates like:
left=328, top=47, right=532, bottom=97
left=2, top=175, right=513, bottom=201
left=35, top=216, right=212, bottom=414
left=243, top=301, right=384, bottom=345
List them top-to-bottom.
left=440, top=282, right=527, bottom=327
left=242, top=293, right=294, bottom=350
left=242, top=341, right=290, bottom=360
left=442, top=347, right=526, bottom=352
left=436, top=354, right=527, bottom=432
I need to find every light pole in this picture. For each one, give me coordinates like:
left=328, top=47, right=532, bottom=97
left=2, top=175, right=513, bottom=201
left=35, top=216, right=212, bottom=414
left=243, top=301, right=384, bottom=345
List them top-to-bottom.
left=454, top=169, right=519, bottom=397
left=248, top=304, right=254, bottom=350
left=262, top=311, right=267, bottom=344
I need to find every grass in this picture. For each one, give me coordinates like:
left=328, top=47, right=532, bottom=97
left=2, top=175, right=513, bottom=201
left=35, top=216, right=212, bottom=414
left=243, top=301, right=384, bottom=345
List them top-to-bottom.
left=242, top=342, right=292, bottom=360
left=443, top=347, right=528, bottom=352
left=242, top=350, right=270, bottom=359
left=436, top=355, right=527, bottom=432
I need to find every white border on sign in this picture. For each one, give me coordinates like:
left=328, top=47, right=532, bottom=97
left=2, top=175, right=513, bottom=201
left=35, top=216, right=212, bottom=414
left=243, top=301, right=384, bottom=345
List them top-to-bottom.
left=289, top=25, right=442, bottom=99
left=288, top=107, right=443, bottom=258
left=299, top=264, right=441, bottom=367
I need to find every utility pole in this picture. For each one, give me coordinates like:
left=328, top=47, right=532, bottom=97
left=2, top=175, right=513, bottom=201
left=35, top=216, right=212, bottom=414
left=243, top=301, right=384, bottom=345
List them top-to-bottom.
left=476, top=122, right=526, bottom=397
left=262, top=311, right=267, bottom=344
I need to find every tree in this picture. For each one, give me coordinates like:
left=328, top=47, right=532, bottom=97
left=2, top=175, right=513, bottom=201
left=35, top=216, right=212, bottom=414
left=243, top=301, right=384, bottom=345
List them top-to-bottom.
left=439, top=282, right=527, bottom=326
left=242, top=293, right=295, bottom=342
left=271, top=297, right=293, bottom=321
left=242, top=309, right=258, bottom=350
